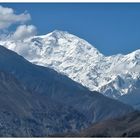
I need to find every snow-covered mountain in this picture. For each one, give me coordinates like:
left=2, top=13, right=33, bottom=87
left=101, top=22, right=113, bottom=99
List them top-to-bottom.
left=0, top=30, right=140, bottom=98
left=0, top=46, right=133, bottom=128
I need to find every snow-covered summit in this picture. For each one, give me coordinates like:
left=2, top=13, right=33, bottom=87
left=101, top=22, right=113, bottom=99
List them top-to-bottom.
left=0, top=30, right=140, bottom=98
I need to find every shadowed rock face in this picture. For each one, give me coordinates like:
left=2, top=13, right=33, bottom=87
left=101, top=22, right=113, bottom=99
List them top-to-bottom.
left=0, top=45, right=134, bottom=136
left=0, top=70, right=89, bottom=137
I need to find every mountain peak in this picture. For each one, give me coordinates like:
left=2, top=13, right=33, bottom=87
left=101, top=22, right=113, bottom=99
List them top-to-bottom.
left=51, top=29, right=69, bottom=35
left=25, top=30, right=103, bottom=61
left=39, top=30, right=72, bottom=39
left=45, top=30, right=102, bottom=55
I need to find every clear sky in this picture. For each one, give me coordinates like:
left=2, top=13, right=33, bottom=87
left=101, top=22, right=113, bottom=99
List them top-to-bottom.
left=1, top=3, right=140, bottom=56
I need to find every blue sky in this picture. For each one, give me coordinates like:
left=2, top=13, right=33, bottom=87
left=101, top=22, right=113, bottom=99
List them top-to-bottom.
left=1, top=3, right=140, bottom=55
